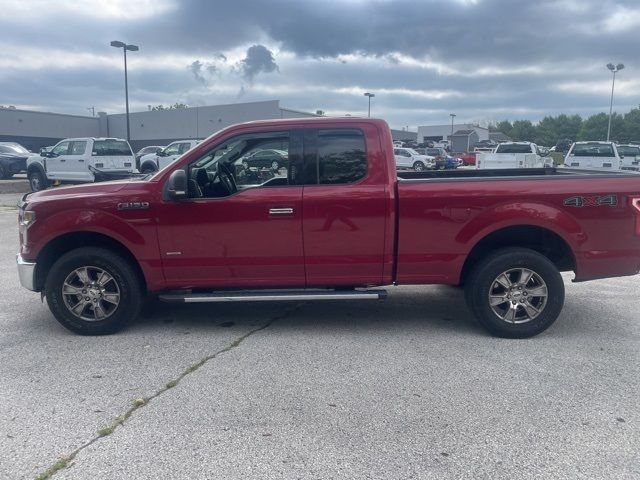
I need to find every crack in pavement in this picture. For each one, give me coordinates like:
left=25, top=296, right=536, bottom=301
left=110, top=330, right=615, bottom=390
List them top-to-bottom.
left=34, top=302, right=304, bottom=480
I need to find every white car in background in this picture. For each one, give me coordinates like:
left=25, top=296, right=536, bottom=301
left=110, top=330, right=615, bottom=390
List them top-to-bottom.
left=26, top=137, right=135, bottom=191
left=138, top=139, right=202, bottom=173
left=564, top=141, right=621, bottom=170
left=616, top=144, right=640, bottom=171
left=393, top=147, right=435, bottom=171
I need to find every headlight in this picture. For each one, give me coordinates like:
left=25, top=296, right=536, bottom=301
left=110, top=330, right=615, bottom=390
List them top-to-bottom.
left=19, top=210, right=36, bottom=245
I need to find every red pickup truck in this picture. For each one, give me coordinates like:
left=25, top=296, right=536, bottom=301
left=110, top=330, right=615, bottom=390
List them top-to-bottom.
left=16, top=118, right=640, bottom=338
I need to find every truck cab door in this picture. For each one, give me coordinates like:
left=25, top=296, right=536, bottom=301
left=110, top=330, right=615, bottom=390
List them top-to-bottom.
left=302, top=126, right=390, bottom=286
left=156, top=130, right=306, bottom=289
left=67, top=140, right=90, bottom=181
left=46, top=141, right=71, bottom=179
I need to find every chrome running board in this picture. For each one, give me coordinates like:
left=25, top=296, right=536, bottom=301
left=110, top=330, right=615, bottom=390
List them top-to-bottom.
left=159, top=289, right=387, bottom=303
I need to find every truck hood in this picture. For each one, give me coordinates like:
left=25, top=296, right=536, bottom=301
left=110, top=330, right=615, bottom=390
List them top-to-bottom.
left=26, top=179, right=131, bottom=203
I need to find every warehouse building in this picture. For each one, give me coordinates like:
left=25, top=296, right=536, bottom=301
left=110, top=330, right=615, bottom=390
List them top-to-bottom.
left=0, top=100, right=318, bottom=151
left=417, top=123, right=489, bottom=144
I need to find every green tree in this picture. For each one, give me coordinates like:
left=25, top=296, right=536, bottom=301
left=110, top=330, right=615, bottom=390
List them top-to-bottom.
left=151, top=103, right=188, bottom=111
left=578, top=112, right=624, bottom=141
left=495, top=120, right=513, bottom=138
left=510, top=120, right=536, bottom=141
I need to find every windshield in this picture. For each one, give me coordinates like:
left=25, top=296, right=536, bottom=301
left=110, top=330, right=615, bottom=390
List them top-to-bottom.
left=92, top=140, right=132, bottom=156
left=571, top=143, right=615, bottom=157
left=617, top=145, right=640, bottom=156
left=405, top=148, right=420, bottom=156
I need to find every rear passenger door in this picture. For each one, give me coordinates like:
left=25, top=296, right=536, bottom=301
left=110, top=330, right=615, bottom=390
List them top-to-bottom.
left=302, top=126, right=389, bottom=287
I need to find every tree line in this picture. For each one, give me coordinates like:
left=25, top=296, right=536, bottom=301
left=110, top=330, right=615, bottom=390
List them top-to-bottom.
left=490, top=107, right=640, bottom=146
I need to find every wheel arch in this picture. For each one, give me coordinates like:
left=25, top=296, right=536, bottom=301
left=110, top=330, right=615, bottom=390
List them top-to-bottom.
left=460, top=224, right=576, bottom=285
left=35, top=231, right=147, bottom=293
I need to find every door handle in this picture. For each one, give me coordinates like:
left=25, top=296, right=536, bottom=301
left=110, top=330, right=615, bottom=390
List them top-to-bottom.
left=60, top=159, right=66, bottom=162
left=78, top=159, right=84, bottom=162
left=269, top=208, right=294, bottom=215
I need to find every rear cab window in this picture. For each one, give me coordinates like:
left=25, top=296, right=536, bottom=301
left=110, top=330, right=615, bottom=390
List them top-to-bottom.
left=312, top=129, right=367, bottom=185
left=92, top=140, right=133, bottom=156
left=496, top=144, right=533, bottom=154
left=571, top=144, right=615, bottom=157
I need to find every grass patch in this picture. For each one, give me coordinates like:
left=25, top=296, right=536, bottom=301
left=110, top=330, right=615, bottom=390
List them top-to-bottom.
left=549, top=152, right=564, bottom=166
left=35, top=456, right=71, bottom=480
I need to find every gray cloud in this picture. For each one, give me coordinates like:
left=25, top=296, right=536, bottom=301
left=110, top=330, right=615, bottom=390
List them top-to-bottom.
left=0, top=0, right=638, bottom=128
left=240, top=45, right=279, bottom=81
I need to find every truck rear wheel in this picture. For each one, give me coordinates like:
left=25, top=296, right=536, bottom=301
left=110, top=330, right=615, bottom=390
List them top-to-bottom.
left=45, top=247, right=143, bottom=335
left=464, top=247, right=564, bottom=338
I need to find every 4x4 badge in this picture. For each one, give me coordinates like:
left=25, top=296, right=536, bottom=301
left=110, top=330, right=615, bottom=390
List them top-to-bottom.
left=564, top=195, right=618, bottom=207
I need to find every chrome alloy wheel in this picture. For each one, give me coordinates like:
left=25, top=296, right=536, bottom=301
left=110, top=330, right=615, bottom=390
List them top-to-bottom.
left=62, top=266, right=121, bottom=321
left=488, top=268, right=548, bottom=324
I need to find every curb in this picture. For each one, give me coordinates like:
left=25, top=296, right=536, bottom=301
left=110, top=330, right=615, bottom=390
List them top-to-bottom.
left=0, top=179, right=30, bottom=194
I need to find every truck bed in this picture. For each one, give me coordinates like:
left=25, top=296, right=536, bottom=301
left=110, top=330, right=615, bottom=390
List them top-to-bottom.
left=395, top=167, right=640, bottom=285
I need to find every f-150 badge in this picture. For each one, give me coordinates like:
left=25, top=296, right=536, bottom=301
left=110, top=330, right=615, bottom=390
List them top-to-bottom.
left=564, top=195, right=617, bottom=207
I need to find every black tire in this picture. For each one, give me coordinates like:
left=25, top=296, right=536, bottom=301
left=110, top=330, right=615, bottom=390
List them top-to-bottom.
left=413, top=161, right=425, bottom=172
left=0, top=163, right=10, bottom=179
left=140, top=163, right=157, bottom=174
left=28, top=169, right=48, bottom=191
left=45, top=247, right=143, bottom=335
left=464, top=247, right=565, bottom=338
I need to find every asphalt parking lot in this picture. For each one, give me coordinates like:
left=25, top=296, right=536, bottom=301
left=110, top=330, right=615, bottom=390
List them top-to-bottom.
left=0, top=208, right=638, bottom=479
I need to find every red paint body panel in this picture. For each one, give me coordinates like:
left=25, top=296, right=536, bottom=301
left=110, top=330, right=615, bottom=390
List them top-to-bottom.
left=18, top=117, right=640, bottom=293
left=397, top=176, right=640, bottom=284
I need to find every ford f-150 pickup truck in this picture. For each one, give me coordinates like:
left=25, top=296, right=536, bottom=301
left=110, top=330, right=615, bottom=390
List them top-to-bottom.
left=16, top=118, right=640, bottom=338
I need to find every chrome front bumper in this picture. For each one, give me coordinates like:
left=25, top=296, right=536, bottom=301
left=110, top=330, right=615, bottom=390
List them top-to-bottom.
left=16, top=254, right=37, bottom=291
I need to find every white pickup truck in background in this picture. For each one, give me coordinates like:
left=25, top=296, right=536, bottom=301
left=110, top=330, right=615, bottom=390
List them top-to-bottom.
left=26, top=137, right=135, bottom=191
left=138, top=139, right=202, bottom=173
left=564, top=141, right=621, bottom=170
left=475, top=142, right=551, bottom=169
left=616, top=144, right=640, bottom=171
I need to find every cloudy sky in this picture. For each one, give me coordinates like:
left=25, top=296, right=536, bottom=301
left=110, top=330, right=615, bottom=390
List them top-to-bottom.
left=1, top=0, right=638, bottom=129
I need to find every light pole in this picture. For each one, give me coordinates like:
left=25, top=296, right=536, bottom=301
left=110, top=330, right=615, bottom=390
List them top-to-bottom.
left=110, top=41, right=139, bottom=143
left=606, top=63, right=624, bottom=142
left=364, top=92, right=375, bottom=117
left=449, top=113, right=456, bottom=149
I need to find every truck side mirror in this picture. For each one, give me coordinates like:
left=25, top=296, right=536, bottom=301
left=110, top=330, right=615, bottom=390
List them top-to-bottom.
left=167, top=169, right=188, bottom=199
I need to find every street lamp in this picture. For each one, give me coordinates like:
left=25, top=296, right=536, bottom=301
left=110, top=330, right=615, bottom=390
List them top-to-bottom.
left=110, top=40, right=139, bottom=143
left=606, top=63, right=624, bottom=142
left=364, top=92, right=375, bottom=117
left=449, top=113, right=456, bottom=148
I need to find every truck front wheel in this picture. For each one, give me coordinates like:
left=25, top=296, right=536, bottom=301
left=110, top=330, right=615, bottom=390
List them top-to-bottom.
left=140, top=163, right=157, bottom=174
left=28, top=170, right=48, bottom=191
left=44, top=247, right=143, bottom=335
left=465, top=248, right=565, bottom=338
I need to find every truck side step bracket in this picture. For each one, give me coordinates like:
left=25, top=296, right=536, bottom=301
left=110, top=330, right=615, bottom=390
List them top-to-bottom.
left=158, top=289, right=388, bottom=303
